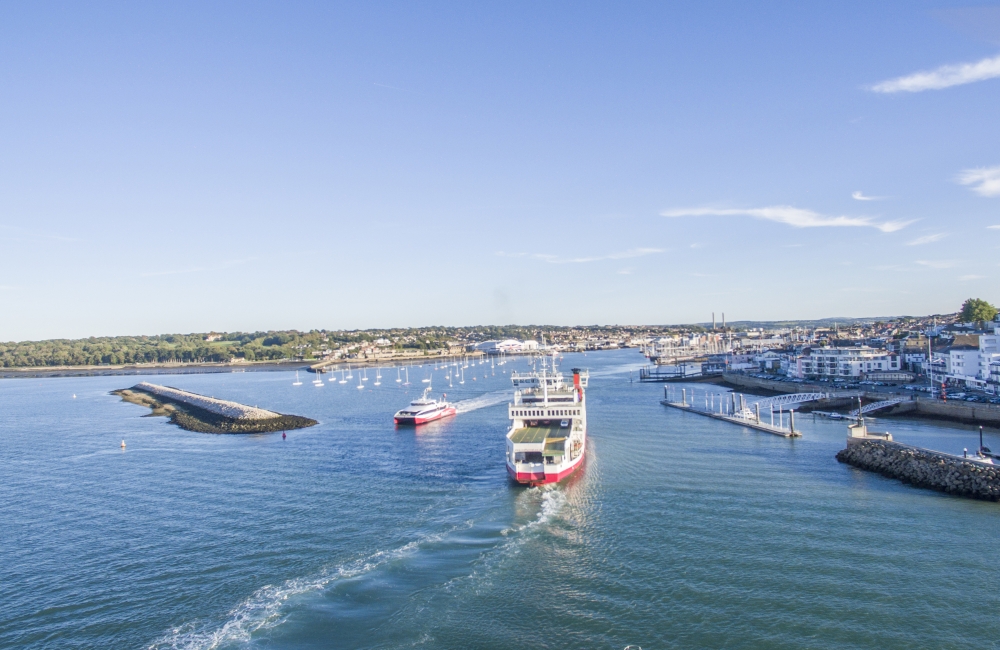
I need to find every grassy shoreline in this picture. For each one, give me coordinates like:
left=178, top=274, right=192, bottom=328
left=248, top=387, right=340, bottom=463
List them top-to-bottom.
left=2, top=360, right=308, bottom=379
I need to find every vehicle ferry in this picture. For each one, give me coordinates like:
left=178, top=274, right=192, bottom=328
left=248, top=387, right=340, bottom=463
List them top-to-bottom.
left=505, top=358, right=588, bottom=486
left=393, top=388, right=456, bottom=425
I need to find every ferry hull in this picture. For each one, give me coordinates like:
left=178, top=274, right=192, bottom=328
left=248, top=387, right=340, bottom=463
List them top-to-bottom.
left=394, top=406, right=457, bottom=425
left=506, top=452, right=584, bottom=486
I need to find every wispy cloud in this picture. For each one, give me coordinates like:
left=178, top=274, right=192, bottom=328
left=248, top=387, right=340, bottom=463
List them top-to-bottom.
left=870, top=54, right=1000, bottom=93
left=956, top=165, right=1000, bottom=197
left=852, top=191, right=885, bottom=201
left=661, top=205, right=912, bottom=232
left=988, top=225, right=1000, bottom=230
left=906, top=233, right=948, bottom=246
left=496, top=248, right=664, bottom=264
left=140, top=258, right=257, bottom=278
left=916, top=259, right=959, bottom=269
left=617, top=268, right=634, bottom=275
left=960, top=274, right=986, bottom=281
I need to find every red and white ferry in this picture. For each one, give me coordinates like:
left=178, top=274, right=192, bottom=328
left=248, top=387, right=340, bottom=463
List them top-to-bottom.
left=505, top=358, right=588, bottom=486
left=393, top=388, right=457, bottom=425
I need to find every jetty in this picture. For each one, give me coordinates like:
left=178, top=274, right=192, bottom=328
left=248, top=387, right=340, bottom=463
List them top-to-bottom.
left=113, top=382, right=316, bottom=434
left=660, top=386, right=802, bottom=438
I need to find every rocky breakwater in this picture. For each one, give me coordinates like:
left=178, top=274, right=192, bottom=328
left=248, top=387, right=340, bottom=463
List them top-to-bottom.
left=113, top=382, right=317, bottom=433
left=837, top=439, right=1000, bottom=501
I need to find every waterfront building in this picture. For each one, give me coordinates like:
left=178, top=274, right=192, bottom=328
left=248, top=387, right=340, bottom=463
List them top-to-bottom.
left=977, top=325, right=1000, bottom=380
left=471, top=339, right=538, bottom=354
left=944, top=345, right=980, bottom=379
left=790, top=346, right=900, bottom=379
left=990, top=361, right=1000, bottom=394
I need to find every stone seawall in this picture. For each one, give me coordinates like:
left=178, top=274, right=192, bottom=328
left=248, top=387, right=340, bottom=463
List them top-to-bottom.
left=720, top=373, right=825, bottom=395
left=134, top=382, right=280, bottom=420
left=115, top=383, right=317, bottom=433
left=911, top=398, right=1000, bottom=426
left=837, top=439, right=1000, bottom=501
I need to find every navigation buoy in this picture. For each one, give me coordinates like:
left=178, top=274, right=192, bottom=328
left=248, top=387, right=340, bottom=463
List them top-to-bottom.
left=72, top=394, right=76, bottom=399
left=282, top=432, right=286, bottom=440
left=121, top=440, right=126, bottom=449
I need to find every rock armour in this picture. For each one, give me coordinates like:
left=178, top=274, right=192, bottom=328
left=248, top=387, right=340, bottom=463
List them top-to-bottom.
left=133, top=382, right=280, bottom=421
left=837, top=439, right=1000, bottom=501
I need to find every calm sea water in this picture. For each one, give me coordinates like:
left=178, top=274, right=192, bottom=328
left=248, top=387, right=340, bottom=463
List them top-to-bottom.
left=3, top=350, right=1000, bottom=649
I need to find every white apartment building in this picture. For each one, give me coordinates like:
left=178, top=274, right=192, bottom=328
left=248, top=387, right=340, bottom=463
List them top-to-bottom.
left=978, top=326, right=1000, bottom=379
left=471, top=339, right=539, bottom=354
left=945, top=345, right=980, bottom=380
left=790, top=347, right=900, bottom=379
left=903, top=352, right=927, bottom=372
left=991, top=361, right=1000, bottom=393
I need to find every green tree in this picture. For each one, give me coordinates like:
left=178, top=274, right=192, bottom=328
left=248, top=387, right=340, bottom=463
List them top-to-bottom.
left=959, top=298, right=998, bottom=326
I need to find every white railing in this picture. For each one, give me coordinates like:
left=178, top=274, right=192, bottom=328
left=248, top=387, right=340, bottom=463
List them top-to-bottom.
left=849, top=399, right=905, bottom=417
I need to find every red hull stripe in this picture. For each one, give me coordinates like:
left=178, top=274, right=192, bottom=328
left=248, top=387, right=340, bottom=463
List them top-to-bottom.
left=394, top=407, right=457, bottom=425
left=506, top=458, right=582, bottom=485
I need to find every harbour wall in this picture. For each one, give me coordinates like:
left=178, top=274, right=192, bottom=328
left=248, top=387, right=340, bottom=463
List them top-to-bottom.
left=719, top=373, right=825, bottom=395
left=133, top=382, right=280, bottom=421
left=837, top=439, right=1000, bottom=501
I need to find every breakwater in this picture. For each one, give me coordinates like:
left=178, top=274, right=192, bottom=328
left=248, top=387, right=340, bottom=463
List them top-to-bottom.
left=133, top=382, right=280, bottom=420
left=114, top=383, right=316, bottom=433
left=837, top=439, right=1000, bottom=501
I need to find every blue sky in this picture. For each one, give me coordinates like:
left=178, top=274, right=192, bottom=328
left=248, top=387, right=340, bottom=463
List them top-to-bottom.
left=2, top=1, right=999, bottom=340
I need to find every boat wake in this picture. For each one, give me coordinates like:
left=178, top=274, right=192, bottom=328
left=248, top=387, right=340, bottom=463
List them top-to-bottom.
left=585, top=362, right=647, bottom=379
left=453, top=391, right=508, bottom=414
left=438, top=487, right=568, bottom=596
left=148, top=491, right=567, bottom=650
left=145, top=528, right=464, bottom=650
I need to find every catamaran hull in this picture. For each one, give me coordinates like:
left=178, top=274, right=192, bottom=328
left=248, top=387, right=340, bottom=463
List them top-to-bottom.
left=394, top=407, right=457, bottom=425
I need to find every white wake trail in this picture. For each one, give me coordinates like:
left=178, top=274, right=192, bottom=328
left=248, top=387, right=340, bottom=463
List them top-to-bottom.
left=452, top=391, right=509, bottom=414
left=146, top=533, right=453, bottom=650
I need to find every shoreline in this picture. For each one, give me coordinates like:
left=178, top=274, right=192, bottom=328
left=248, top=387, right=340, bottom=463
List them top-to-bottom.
left=0, top=348, right=594, bottom=379
left=0, top=360, right=309, bottom=379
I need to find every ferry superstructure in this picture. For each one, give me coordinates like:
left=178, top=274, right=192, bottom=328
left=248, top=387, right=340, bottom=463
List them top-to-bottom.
left=505, top=360, right=588, bottom=486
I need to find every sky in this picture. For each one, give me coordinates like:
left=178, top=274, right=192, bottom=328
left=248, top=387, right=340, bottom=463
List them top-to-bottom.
left=1, top=1, right=1000, bottom=340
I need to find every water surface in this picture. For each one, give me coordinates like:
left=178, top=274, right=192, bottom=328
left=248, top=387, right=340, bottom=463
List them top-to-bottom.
left=2, top=350, right=999, bottom=649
